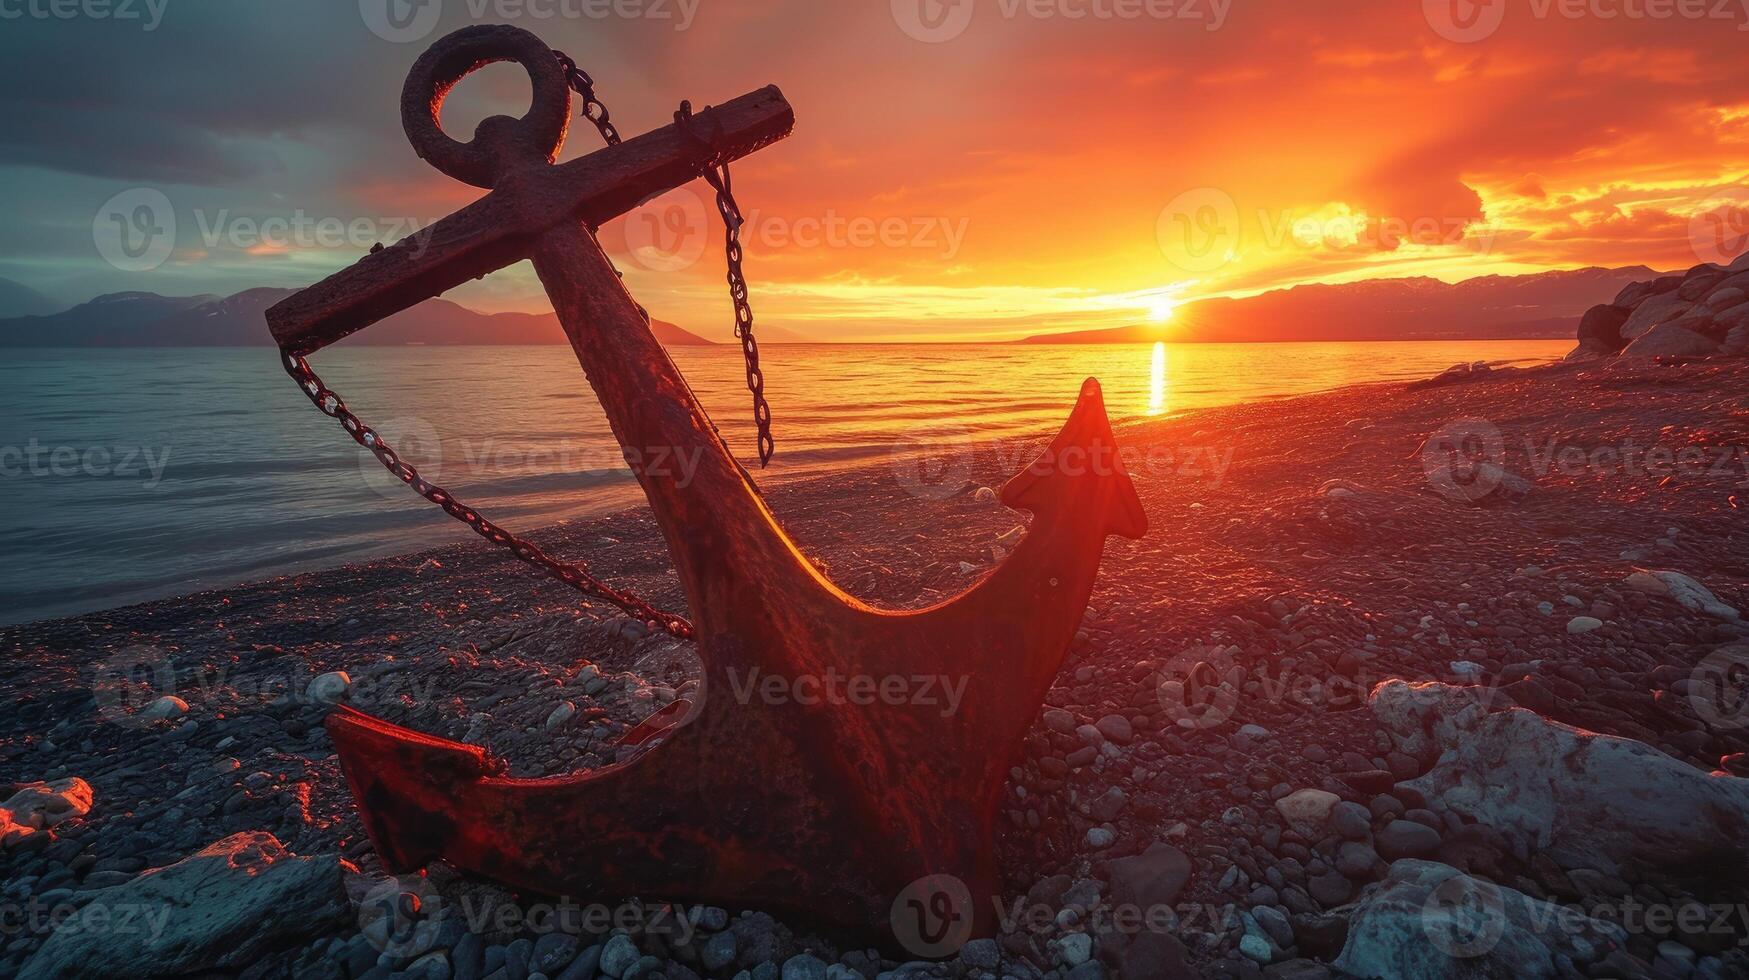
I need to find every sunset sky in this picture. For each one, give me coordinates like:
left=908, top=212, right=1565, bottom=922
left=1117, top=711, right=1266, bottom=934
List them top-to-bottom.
left=3, top=0, right=1748, bottom=341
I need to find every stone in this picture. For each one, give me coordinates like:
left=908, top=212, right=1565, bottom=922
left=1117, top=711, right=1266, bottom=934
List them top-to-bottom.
left=1705, top=286, right=1745, bottom=311
left=1619, top=289, right=1692, bottom=340
left=1574, top=303, right=1630, bottom=352
left=1621, top=321, right=1720, bottom=357
left=1727, top=323, right=1749, bottom=355
left=1625, top=569, right=1740, bottom=621
left=1566, top=616, right=1603, bottom=634
left=307, top=671, right=352, bottom=704
left=1375, top=681, right=1749, bottom=875
left=141, top=695, right=188, bottom=721
left=545, top=702, right=577, bottom=730
left=1094, top=714, right=1133, bottom=744
left=2, top=778, right=93, bottom=830
left=1274, top=788, right=1340, bottom=836
left=1330, top=801, right=1371, bottom=840
left=1374, top=820, right=1440, bottom=860
left=18, top=832, right=346, bottom=980
left=1105, top=842, right=1193, bottom=909
left=1334, top=859, right=1623, bottom=979
left=1308, top=871, right=1351, bottom=907
left=1099, top=930, right=1190, bottom=979
left=529, top=934, right=579, bottom=975
left=599, top=935, right=640, bottom=978
left=780, top=953, right=827, bottom=980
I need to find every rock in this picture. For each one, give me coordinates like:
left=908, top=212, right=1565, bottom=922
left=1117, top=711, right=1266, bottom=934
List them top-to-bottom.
left=1705, top=286, right=1746, bottom=311
left=1619, top=289, right=1692, bottom=340
left=1574, top=303, right=1630, bottom=353
left=1621, top=321, right=1720, bottom=357
left=1727, top=323, right=1749, bottom=355
left=973, top=486, right=996, bottom=503
left=1625, top=569, right=1741, bottom=621
left=1566, top=616, right=1603, bottom=634
left=307, top=671, right=352, bottom=704
left=1375, top=681, right=1749, bottom=875
left=141, top=695, right=188, bottom=721
left=545, top=702, right=577, bottom=730
left=1094, top=714, right=1133, bottom=745
left=2, top=778, right=93, bottom=830
left=1275, top=788, right=1340, bottom=836
left=1330, top=801, right=1372, bottom=840
left=1375, top=820, right=1440, bottom=860
left=1085, top=827, right=1115, bottom=849
left=19, top=832, right=346, bottom=980
left=1105, top=842, right=1193, bottom=909
left=1334, top=859, right=1624, bottom=979
left=1308, top=870, right=1352, bottom=907
left=1099, top=931, right=1190, bottom=979
left=530, top=934, right=579, bottom=975
left=599, top=935, right=639, bottom=977
left=960, top=938, right=999, bottom=970
left=780, top=953, right=827, bottom=980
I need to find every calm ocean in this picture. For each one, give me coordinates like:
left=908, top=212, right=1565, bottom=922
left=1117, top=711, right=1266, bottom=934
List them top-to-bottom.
left=0, top=340, right=1566, bottom=625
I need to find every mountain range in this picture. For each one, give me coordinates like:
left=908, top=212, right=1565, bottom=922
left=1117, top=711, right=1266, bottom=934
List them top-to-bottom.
left=1020, top=266, right=1665, bottom=344
left=0, top=287, right=717, bottom=348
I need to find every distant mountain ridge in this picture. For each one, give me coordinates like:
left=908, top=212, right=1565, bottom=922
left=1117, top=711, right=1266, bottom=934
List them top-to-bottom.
left=1022, top=266, right=1670, bottom=344
left=0, top=287, right=715, bottom=348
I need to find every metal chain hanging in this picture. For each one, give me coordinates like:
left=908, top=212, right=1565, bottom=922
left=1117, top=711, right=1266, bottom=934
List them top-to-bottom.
left=276, top=52, right=780, bottom=641
left=674, top=99, right=775, bottom=467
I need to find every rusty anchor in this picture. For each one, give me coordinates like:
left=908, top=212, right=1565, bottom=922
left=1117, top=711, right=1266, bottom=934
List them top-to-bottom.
left=267, top=25, right=1147, bottom=949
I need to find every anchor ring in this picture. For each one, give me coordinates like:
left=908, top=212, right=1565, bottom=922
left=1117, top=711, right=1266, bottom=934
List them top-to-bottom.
left=400, top=24, right=572, bottom=189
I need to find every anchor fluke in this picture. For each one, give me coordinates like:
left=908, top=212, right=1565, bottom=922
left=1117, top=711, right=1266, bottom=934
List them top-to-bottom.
left=1000, top=377, right=1148, bottom=541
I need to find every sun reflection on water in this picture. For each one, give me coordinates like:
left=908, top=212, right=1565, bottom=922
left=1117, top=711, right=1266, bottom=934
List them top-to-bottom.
left=1149, top=341, right=1167, bottom=415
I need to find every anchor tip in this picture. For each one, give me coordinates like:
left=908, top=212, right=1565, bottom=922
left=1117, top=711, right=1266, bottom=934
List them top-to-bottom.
left=999, top=377, right=1147, bottom=539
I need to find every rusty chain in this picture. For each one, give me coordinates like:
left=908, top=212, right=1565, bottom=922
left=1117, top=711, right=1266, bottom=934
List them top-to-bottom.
left=674, top=98, right=776, bottom=468
left=280, top=351, right=694, bottom=639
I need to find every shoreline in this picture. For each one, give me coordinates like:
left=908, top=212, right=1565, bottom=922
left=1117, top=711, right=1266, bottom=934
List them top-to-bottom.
left=0, top=348, right=1564, bottom=631
left=5, top=353, right=1747, bottom=977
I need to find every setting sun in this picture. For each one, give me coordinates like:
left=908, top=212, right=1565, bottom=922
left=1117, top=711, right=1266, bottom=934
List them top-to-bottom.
left=1148, top=298, right=1177, bottom=323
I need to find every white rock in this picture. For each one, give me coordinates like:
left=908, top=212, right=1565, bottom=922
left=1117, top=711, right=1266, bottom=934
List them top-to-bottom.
left=1625, top=569, right=1740, bottom=621
left=1566, top=616, right=1603, bottom=634
left=1449, top=661, right=1484, bottom=681
left=306, top=671, right=352, bottom=705
left=1372, top=681, right=1749, bottom=874
left=141, top=695, right=188, bottom=720
left=546, top=702, right=577, bottom=730
left=1, top=778, right=93, bottom=831
left=1274, top=788, right=1340, bottom=836
left=1085, top=827, right=1115, bottom=848
left=18, top=832, right=347, bottom=979
left=1334, top=859, right=1625, bottom=979
left=1058, top=932, right=1093, bottom=966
